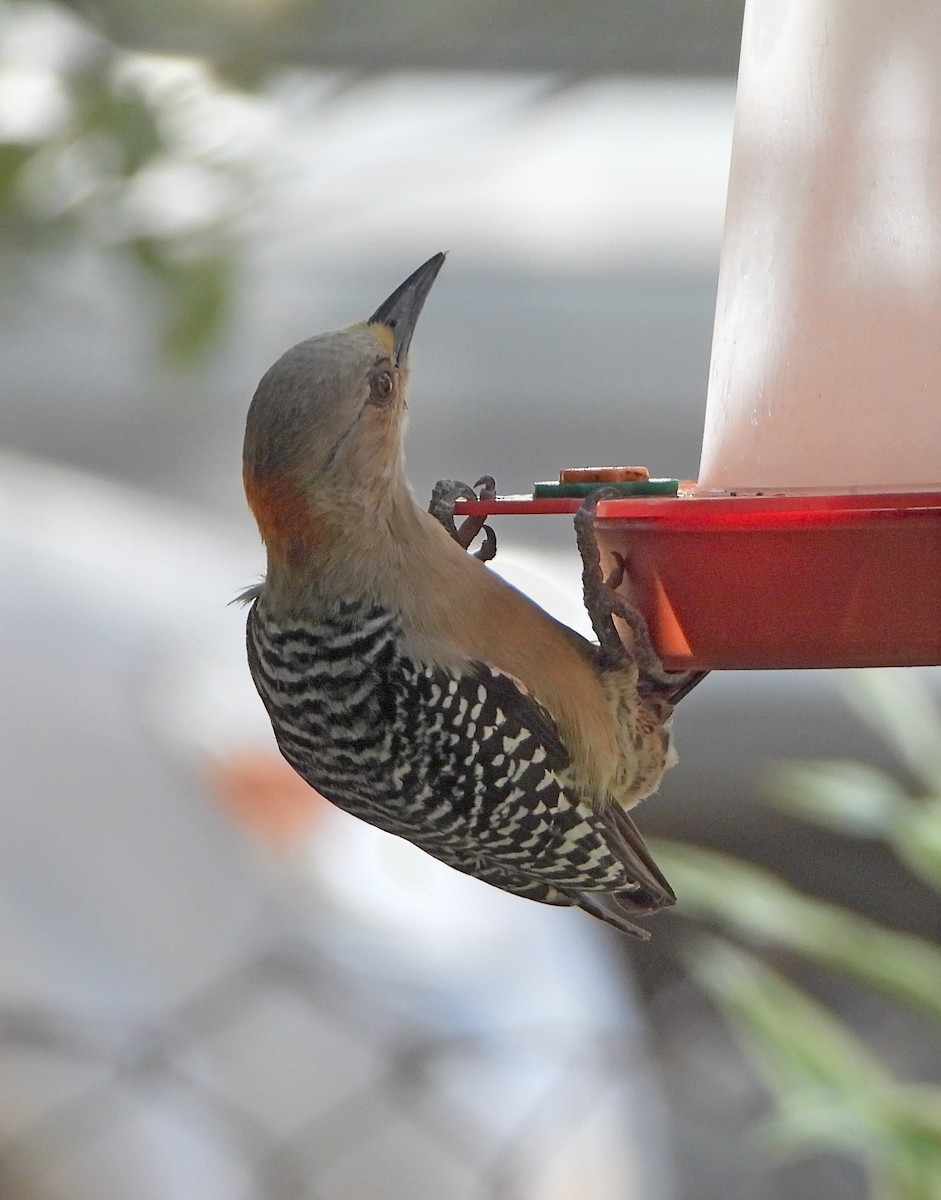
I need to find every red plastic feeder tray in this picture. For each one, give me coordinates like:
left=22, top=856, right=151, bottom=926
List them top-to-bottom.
left=455, top=490, right=941, bottom=672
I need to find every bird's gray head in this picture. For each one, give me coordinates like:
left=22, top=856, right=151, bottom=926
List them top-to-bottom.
left=243, top=253, right=444, bottom=564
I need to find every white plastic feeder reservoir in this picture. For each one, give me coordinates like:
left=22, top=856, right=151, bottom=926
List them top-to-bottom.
left=457, top=0, right=941, bottom=670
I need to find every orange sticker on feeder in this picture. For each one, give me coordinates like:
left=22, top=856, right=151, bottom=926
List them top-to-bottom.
left=559, top=466, right=650, bottom=483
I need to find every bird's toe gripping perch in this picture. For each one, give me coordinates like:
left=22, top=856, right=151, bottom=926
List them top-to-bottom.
left=429, top=476, right=498, bottom=561
left=575, top=490, right=706, bottom=702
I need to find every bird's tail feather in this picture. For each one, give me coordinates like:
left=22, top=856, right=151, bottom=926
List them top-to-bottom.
left=574, top=806, right=675, bottom=939
left=603, top=806, right=675, bottom=905
left=575, top=892, right=653, bottom=940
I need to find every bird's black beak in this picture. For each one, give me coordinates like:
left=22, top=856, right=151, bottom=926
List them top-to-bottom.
left=369, top=252, right=446, bottom=365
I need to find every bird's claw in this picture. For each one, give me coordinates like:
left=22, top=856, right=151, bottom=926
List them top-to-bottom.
left=429, top=476, right=498, bottom=562
left=429, top=479, right=476, bottom=537
left=574, top=489, right=628, bottom=658
left=575, top=489, right=705, bottom=700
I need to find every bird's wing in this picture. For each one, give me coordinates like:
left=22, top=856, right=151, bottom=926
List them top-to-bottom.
left=247, top=598, right=672, bottom=936
left=395, top=658, right=674, bottom=927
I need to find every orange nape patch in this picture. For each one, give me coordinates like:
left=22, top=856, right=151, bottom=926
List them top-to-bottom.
left=244, top=467, right=330, bottom=564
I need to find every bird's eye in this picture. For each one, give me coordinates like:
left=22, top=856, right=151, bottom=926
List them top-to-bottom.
left=369, top=370, right=395, bottom=404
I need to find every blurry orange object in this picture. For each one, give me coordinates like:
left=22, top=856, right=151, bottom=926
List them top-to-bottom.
left=210, top=750, right=326, bottom=847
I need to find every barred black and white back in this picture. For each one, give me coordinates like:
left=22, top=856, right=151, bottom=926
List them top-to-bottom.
left=246, top=596, right=674, bottom=936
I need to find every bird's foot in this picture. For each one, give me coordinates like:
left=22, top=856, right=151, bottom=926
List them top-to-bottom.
left=429, top=476, right=498, bottom=562
left=574, top=489, right=644, bottom=662
left=575, top=489, right=704, bottom=700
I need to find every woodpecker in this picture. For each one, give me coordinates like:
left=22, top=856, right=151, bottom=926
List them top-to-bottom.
left=242, top=254, right=700, bottom=938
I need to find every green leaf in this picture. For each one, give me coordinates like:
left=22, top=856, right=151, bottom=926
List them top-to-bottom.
left=74, top=71, right=163, bottom=177
left=0, top=144, right=34, bottom=220
left=128, top=238, right=235, bottom=362
left=159, top=253, right=234, bottom=362
left=842, top=670, right=941, bottom=793
left=766, top=759, right=908, bottom=838
left=893, top=801, right=941, bottom=892
left=655, top=840, right=941, bottom=1023
left=689, top=938, right=888, bottom=1101
left=690, top=940, right=941, bottom=1200
left=879, top=1089, right=941, bottom=1200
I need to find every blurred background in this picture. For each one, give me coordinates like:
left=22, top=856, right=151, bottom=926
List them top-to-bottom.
left=1, top=1, right=940, bottom=1197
